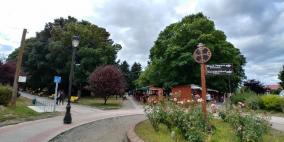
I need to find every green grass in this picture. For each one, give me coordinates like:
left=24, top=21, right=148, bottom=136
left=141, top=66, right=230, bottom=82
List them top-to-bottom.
left=0, top=97, right=58, bottom=126
left=76, top=97, right=123, bottom=110
left=135, top=119, right=284, bottom=142
left=208, top=119, right=240, bottom=142
left=135, top=120, right=187, bottom=142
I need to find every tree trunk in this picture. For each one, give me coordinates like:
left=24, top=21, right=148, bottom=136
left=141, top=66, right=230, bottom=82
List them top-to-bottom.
left=104, top=97, right=107, bottom=105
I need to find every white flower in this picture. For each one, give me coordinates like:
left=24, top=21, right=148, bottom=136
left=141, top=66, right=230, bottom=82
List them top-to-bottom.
left=173, top=98, right=177, bottom=102
left=197, top=98, right=204, bottom=103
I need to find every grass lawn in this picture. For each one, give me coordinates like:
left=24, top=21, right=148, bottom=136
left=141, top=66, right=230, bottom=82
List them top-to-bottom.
left=0, top=97, right=59, bottom=126
left=76, top=97, right=123, bottom=110
left=135, top=119, right=284, bottom=142
left=135, top=120, right=187, bottom=142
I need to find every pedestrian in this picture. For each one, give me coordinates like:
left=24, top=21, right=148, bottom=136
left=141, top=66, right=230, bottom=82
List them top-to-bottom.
left=59, top=90, right=65, bottom=105
left=56, top=91, right=60, bottom=105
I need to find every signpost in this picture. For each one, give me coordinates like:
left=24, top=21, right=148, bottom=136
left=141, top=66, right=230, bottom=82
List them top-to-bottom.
left=193, top=43, right=212, bottom=118
left=53, top=76, right=61, bottom=112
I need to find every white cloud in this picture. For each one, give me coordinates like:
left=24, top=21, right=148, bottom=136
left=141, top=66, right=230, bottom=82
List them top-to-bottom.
left=0, top=0, right=283, bottom=85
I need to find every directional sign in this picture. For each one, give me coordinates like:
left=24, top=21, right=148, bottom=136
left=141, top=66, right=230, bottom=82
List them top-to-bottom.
left=206, top=64, right=233, bottom=75
left=54, top=76, right=61, bottom=84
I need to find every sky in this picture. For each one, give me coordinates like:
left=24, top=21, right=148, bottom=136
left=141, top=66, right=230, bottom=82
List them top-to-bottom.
left=0, top=0, right=283, bottom=84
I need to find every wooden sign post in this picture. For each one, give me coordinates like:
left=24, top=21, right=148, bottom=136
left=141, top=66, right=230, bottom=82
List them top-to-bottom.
left=193, top=43, right=212, bottom=117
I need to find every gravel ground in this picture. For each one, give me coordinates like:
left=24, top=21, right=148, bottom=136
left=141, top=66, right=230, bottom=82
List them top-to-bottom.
left=49, top=114, right=146, bottom=142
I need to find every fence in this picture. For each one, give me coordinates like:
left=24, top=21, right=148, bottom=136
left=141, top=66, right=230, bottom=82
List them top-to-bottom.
left=33, top=98, right=54, bottom=112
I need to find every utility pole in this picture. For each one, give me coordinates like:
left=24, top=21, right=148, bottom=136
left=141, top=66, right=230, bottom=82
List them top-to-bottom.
left=11, top=29, right=27, bottom=106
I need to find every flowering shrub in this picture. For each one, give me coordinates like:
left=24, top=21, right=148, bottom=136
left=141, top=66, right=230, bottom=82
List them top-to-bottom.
left=144, top=101, right=211, bottom=142
left=219, top=108, right=269, bottom=142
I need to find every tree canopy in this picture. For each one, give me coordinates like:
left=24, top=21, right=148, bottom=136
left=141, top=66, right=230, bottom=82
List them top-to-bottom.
left=137, top=13, right=246, bottom=92
left=8, top=17, right=121, bottom=93
left=0, top=61, right=16, bottom=85
left=119, top=61, right=131, bottom=91
left=130, top=62, right=142, bottom=89
left=89, top=65, right=125, bottom=104
left=279, top=65, right=284, bottom=88
left=243, top=79, right=266, bottom=94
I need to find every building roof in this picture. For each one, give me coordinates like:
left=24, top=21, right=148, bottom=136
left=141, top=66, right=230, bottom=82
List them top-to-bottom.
left=266, top=84, right=282, bottom=90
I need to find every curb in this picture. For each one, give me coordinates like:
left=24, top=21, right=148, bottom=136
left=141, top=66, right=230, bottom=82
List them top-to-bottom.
left=126, top=121, right=145, bottom=142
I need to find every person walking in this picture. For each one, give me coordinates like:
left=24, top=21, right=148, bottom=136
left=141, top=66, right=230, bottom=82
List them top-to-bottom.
left=59, top=90, right=65, bottom=105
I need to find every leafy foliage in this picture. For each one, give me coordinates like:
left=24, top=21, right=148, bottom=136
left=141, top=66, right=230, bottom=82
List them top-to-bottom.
left=138, top=13, right=246, bottom=92
left=8, top=17, right=121, bottom=94
left=0, top=61, right=16, bottom=85
left=119, top=61, right=131, bottom=91
left=130, top=62, right=142, bottom=89
left=88, top=65, right=125, bottom=104
left=279, top=65, right=284, bottom=88
left=243, top=79, right=266, bottom=94
left=0, top=85, right=13, bottom=106
left=230, top=90, right=256, bottom=104
left=261, top=95, right=284, bottom=112
left=144, top=102, right=211, bottom=142
left=220, top=108, right=269, bottom=142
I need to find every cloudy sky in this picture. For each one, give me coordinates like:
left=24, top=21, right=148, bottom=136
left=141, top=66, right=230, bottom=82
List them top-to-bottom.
left=0, top=0, right=283, bottom=84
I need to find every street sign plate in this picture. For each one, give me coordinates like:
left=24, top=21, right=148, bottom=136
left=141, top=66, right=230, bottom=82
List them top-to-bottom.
left=206, top=64, right=233, bottom=75
left=18, top=76, right=27, bottom=83
left=54, top=76, right=61, bottom=83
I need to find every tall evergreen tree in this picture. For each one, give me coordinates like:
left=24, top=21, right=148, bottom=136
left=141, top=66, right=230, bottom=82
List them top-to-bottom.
left=119, top=61, right=131, bottom=91
left=130, top=62, right=142, bottom=89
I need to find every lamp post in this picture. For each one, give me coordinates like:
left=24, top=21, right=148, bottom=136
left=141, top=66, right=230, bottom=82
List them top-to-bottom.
left=63, top=36, right=80, bottom=124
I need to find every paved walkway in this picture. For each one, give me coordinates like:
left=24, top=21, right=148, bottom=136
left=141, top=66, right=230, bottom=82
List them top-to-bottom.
left=0, top=93, right=144, bottom=142
left=50, top=115, right=146, bottom=142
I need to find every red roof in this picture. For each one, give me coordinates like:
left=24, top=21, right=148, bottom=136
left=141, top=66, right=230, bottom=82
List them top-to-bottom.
left=266, top=84, right=282, bottom=90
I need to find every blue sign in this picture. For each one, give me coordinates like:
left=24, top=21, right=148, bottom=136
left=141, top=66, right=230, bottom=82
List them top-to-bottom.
left=54, top=76, right=61, bottom=84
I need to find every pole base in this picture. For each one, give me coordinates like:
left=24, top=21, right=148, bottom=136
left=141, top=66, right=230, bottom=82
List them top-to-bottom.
left=63, top=104, right=72, bottom=124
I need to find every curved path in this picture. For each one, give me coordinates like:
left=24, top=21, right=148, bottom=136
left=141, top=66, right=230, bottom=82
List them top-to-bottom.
left=0, top=93, right=144, bottom=142
left=50, top=114, right=146, bottom=142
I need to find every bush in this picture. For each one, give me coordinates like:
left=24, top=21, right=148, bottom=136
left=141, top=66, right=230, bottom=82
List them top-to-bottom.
left=0, top=85, right=12, bottom=106
left=230, top=91, right=256, bottom=104
left=245, top=95, right=263, bottom=110
left=261, top=95, right=284, bottom=112
left=144, top=102, right=211, bottom=142
left=220, top=109, right=269, bottom=142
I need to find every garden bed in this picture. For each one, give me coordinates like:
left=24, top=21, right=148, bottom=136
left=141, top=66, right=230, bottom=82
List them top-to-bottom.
left=135, top=119, right=284, bottom=142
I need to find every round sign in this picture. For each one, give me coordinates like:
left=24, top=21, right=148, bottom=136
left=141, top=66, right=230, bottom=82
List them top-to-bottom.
left=193, top=43, right=212, bottom=64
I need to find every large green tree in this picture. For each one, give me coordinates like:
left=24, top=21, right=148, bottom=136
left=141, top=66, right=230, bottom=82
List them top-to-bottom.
left=137, top=13, right=246, bottom=92
left=8, top=17, right=121, bottom=94
left=279, top=65, right=284, bottom=88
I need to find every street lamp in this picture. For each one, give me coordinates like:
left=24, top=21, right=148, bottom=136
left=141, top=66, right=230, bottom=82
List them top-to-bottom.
left=63, top=36, right=80, bottom=124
